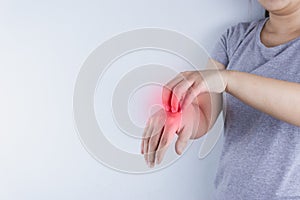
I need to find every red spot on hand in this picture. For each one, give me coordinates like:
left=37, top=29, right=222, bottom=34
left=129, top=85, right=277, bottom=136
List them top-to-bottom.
left=165, top=110, right=182, bottom=133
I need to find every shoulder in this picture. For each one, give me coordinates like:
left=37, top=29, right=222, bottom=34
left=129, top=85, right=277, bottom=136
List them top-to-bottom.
left=219, top=18, right=265, bottom=57
left=211, top=19, right=266, bottom=66
left=223, top=19, right=264, bottom=42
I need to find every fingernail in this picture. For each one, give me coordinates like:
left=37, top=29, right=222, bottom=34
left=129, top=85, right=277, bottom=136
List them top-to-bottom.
left=165, top=105, right=170, bottom=112
left=171, top=107, right=177, bottom=113
left=178, top=146, right=184, bottom=155
left=156, top=158, right=160, bottom=165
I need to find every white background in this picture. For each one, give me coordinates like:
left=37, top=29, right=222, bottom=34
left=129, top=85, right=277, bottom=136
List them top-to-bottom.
left=0, top=0, right=263, bottom=199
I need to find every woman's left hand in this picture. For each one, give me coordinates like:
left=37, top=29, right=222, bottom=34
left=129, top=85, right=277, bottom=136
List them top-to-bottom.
left=162, top=70, right=228, bottom=113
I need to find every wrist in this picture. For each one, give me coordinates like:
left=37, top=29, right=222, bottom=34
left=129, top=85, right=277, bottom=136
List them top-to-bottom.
left=221, top=69, right=233, bottom=93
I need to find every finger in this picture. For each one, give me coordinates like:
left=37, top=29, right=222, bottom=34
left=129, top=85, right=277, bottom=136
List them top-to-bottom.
left=162, top=75, right=184, bottom=111
left=171, top=79, right=193, bottom=113
left=180, top=83, right=203, bottom=111
left=162, top=86, right=172, bottom=112
left=144, top=110, right=167, bottom=166
left=144, top=111, right=165, bottom=167
left=146, top=115, right=165, bottom=167
left=142, top=118, right=150, bottom=140
left=141, top=120, right=150, bottom=155
left=143, top=120, right=153, bottom=164
left=147, top=125, right=164, bottom=168
left=155, top=125, right=177, bottom=165
left=175, top=126, right=192, bottom=155
left=141, top=139, right=144, bottom=154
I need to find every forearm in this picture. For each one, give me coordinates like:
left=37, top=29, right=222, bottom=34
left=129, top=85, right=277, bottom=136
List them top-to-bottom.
left=224, top=70, right=300, bottom=127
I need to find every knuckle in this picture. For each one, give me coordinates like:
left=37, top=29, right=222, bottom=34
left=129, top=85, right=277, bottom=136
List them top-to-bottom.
left=180, top=71, right=189, bottom=77
left=179, top=72, right=186, bottom=78
left=191, top=72, right=199, bottom=78
left=186, top=74, right=196, bottom=82
left=192, top=83, right=201, bottom=92
left=163, top=84, right=169, bottom=89
left=163, top=85, right=172, bottom=93
left=188, top=86, right=198, bottom=96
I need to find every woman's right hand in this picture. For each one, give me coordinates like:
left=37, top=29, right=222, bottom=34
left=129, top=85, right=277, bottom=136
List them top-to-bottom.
left=141, top=102, right=205, bottom=168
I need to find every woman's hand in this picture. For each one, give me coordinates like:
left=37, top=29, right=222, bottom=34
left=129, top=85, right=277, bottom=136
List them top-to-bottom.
left=141, top=69, right=228, bottom=168
left=162, top=70, right=228, bottom=113
left=141, top=103, right=202, bottom=168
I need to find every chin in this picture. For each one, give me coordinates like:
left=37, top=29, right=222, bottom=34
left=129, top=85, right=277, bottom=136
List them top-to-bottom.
left=258, top=0, right=291, bottom=12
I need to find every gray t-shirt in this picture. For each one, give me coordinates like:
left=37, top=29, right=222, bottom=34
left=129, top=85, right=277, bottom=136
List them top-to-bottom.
left=211, top=17, right=300, bottom=200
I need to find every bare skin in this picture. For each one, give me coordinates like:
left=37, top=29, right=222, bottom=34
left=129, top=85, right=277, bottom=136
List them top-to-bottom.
left=141, top=0, right=300, bottom=168
left=260, top=0, right=300, bottom=47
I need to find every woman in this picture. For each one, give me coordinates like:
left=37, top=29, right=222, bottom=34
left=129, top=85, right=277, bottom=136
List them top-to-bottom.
left=141, top=0, right=300, bottom=199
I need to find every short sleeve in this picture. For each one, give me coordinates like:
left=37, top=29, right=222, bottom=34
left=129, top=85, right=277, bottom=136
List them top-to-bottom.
left=210, top=21, right=258, bottom=68
left=210, top=30, right=229, bottom=67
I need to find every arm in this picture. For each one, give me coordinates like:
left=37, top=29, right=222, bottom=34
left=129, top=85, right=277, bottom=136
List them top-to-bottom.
left=162, top=63, right=300, bottom=133
left=224, top=70, right=300, bottom=127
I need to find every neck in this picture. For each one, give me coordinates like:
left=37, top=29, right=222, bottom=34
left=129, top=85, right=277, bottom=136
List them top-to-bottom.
left=268, top=8, right=300, bottom=34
